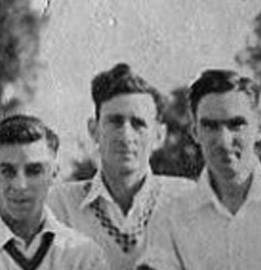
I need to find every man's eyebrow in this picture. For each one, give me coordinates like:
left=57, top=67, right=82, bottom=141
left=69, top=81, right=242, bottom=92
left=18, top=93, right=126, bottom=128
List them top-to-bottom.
left=105, top=113, right=123, bottom=119
left=131, top=115, right=147, bottom=123
left=200, top=117, right=247, bottom=126
left=227, top=117, right=247, bottom=123
left=200, top=118, right=220, bottom=125
left=25, top=161, right=49, bottom=167
left=26, top=162, right=46, bottom=165
left=0, top=163, right=14, bottom=167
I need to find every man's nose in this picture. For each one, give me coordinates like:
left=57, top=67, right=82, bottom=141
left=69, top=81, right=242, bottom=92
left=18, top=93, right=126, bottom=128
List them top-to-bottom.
left=120, top=121, right=136, bottom=139
left=217, top=126, right=234, bottom=148
left=11, top=173, right=29, bottom=190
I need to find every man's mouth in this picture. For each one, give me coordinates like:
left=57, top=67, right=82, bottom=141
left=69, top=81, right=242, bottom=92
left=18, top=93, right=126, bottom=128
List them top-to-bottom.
left=117, top=148, right=135, bottom=155
left=219, top=151, right=240, bottom=163
left=9, top=197, right=32, bottom=208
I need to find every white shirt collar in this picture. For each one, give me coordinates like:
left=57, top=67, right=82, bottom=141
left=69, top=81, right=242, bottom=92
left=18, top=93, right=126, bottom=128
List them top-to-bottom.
left=193, top=157, right=261, bottom=212
left=80, top=167, right=159, bottom=214
left=80, top=170, right=114, bottom=210
left=0, top=205, right=58, bottom=249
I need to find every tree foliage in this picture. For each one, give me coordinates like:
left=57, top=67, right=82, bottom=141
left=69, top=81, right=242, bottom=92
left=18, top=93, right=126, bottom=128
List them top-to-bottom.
left=0, top=0, right=49, bottom=113
left=235, top=11, right=261, bottom=158
left=236, top=12, right=261, bottom=83
left=70, top=87, right=204, bottom=181
left=150, top=87, right=204, bottom=179
left=66, top=137, right=97, bottom=181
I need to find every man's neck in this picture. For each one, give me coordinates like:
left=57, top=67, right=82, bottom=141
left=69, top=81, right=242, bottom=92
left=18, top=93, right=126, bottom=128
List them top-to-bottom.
left=101, top=168, right=147, bottom=215
left=209, top=171, right=253, bottom=215
left=2, top=212, right=43, bottom=246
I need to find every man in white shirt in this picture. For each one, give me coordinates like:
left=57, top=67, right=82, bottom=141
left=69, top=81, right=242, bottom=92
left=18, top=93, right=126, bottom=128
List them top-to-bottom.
left=48, top=63, right=194, bottom=270
left=137, top=69, right=261, bottom=270
left=0, top=115, right=109, bottom=270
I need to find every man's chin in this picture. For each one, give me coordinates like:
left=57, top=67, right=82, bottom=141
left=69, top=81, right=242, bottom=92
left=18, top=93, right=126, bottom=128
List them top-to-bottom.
left=118, top=162, right=139, bottom=174
left=210, top=162, right=236, bottom=179
left=215, top=164, right=239, bottom=181
left=6, top=205, right=34, bottom=222
left=9, top=211, right=31, bottom=222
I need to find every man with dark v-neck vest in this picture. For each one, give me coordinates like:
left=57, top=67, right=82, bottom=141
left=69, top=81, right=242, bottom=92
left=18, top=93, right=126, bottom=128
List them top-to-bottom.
left=48, top=63, right=195, bottom=270
left=0, top=115, right=109, bottom=270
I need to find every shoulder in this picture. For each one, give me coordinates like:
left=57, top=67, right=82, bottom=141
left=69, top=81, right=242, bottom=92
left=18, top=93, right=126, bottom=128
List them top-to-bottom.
left=150, top=174, right=197, bottom=211
left=155, top=174, right=196, bottom=196
left=49, top=179, right=92, bottom=203
left=166, top=181, right=203, bottom=222
left=53, top=220, right=108, bottom=265
left=55, top=221, right=97, bottom=249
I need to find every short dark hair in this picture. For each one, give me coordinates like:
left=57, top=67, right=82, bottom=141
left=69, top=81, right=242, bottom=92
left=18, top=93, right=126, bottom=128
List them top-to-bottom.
left=91, top=63, right=164, bottom=121
left=189, top=69, right=261, bottom=117
left=0, top=114, right=59, bottom=155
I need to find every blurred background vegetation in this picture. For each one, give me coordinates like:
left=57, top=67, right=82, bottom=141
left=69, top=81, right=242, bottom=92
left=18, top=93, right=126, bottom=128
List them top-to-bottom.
left=150, top=87, right=204, bottom=179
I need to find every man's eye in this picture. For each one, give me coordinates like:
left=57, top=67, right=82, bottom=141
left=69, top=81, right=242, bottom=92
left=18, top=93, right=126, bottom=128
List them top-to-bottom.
left=108, top=115, right=124, bottom=128
left=131, top=117, right=147, bottom=130
left=227, top=118, right=247, bottom=131
left=200, top=120, right=219, bottom=131
left=25, top=164, right=45, bottom=178
left=0, top=165, right=16, bottom=179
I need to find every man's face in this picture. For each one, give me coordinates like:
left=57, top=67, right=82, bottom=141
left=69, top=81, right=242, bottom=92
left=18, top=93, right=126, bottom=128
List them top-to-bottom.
left=192, top=91, right=260, bottom=184
left=94, top=93, right=163, bottom=177
left=0, top=139, right=56, bottom=222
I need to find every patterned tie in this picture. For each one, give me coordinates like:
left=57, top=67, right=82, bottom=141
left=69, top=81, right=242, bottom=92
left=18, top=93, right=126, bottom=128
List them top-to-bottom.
left=90, top=183, right=160, bottom=253
left=3, top=232, right=55, bottom=270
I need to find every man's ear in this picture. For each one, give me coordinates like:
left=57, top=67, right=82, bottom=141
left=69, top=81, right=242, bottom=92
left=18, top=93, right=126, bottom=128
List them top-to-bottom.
left=256, top=109, right=261, bottom=142
left=87, top=117, right=99, bottom=144
left=190, top=121, right=199, bottom=144
left=152, top=123, right=167, bottom=151
left=49, top=162, right=59, bottom=186
left=52, top=163, right=59, bottom=178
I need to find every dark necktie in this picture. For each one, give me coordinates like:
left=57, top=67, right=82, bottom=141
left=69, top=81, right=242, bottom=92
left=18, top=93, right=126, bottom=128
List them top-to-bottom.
left=3, top=232, right=55, bottom=270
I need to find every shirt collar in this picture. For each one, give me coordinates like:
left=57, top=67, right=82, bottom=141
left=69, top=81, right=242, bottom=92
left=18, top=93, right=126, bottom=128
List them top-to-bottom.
left=193, top=157, right=261, bottom=211
left=245, top=158, right=261, bottom=202
left=80, top=167, right=157, bottom=211
left=131, top=169, right=159, bottom=213
left=80, top=170, right=114, bottom=210
left=0, top=205, right=57, bottom=249
left=42, top=205, right=63, bottom=233
left=0, top=215, right=15, bottom=249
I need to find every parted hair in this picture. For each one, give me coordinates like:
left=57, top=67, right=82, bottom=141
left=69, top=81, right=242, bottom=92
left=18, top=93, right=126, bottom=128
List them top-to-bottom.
left=91, top=63, right=165, bottom=121
left=189, top=69, right=261, bottom=117
left=0, top=114, right=59, bottom=155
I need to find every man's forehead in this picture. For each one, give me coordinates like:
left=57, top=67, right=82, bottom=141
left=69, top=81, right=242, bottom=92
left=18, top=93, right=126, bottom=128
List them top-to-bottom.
left=196, top=91, right=257, bottom=118
left=100, top=93, right=157, bottom=119
left=0, top=140, right=52, bottom=163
